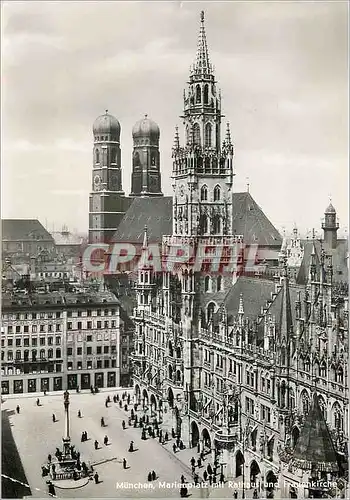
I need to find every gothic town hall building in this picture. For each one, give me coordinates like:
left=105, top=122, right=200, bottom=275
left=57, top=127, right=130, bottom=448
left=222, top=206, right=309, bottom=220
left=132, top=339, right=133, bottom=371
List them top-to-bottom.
left=128, top=12, right=349, bottom=500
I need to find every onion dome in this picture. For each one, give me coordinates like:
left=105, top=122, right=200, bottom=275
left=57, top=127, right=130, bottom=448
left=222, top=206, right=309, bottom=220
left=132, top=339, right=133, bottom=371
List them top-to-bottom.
left=93, top=110, right=121, bottom=137
left=132, top=114, right=160, bottom=141
left=325, top=202, right=336, bottom=214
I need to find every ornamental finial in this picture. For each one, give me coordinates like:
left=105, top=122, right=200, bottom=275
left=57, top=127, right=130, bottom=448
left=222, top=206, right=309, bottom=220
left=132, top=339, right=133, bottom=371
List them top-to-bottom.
left=200, top=10, right=204, bottom=22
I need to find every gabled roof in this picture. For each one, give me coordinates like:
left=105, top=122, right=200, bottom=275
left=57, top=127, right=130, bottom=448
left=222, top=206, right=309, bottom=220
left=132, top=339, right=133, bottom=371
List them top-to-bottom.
left=112, top=192, right=282, bottom=248
left=232, top=192, right=282, bottom=246
left=112, top=197, right=173, bottom=244
left=2, top=219, right=54, bottom=242
left=297, top=239, right=348, bottom=285
left=221, top=276, right=276, bottom=324
left=292, top=393, right=339, bottom=473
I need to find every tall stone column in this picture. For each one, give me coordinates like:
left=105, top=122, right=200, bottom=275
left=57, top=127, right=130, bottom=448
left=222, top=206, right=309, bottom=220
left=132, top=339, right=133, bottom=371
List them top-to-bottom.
left=62, top=390, right=71, bottom=459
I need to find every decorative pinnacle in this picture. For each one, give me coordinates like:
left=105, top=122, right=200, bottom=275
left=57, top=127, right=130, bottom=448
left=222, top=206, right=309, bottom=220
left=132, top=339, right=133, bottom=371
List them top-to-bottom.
left=193, top=10, right=212, bottom=75
left=225, top=122, right=232, bottom=145
left=173, top=125, right=180, bottom=149
left=142, top=225, right=148, bottom=249
left=238, top=293, right=244, bottom=315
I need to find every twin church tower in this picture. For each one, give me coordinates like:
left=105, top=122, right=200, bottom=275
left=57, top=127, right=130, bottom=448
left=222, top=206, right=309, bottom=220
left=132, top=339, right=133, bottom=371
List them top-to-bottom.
left=89, top=10, right=234, bottom=245
left=89, top=112, right=163, bottom=243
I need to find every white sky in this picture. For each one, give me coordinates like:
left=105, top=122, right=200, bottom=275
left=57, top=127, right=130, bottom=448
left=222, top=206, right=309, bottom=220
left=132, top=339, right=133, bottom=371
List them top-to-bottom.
left=1, top=1, right=348, bottom=237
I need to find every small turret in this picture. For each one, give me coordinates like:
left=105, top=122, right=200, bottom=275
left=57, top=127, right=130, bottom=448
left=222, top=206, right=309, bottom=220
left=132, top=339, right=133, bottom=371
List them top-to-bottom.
left=322, top=201, right=339, bottom=249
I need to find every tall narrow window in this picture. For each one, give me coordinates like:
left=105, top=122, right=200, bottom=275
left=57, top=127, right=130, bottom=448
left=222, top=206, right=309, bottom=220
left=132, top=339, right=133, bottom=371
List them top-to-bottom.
left=196, top=84, right=201, bottom=103
left=204, top=84, right=209, bottom=104
left=193, top=123, right=201, bottom=146
left=205, top=123, right=212, bottom=148
left=111, top=148, right=117, bottom=164
left=95, top=149, right=100, bottom=163
left=201, top=185, right=208, bottom=201
left=214, top=185, right=221, bottom=201
left=202, top=215, right=209, bottom=234
left=213, top=215, right=221, bottom=234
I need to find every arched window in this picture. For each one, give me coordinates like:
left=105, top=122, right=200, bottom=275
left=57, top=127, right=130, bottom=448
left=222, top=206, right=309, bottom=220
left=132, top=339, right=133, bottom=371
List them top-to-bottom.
left=196, top=84, right=201, bottom=103
left=204, top=84, right=209, bottom=104
left=193, top=123, right=201, bottom=146
left=205, top=123, right=212, bottom=147
left=111, top=148, right=117, bottom=164
left=95, top=149, right=100, bottom=163
left=134, top=151, right=140, bottom=167
left=213, top=185, right=221, bottom=201
left=201, top=186, right=208, bottom=201
left=202, top=215, right=209, bottom=234
left=213, top=215, right=221, bottom=234
left=217, top=275, right=223, bottom=292
left=204, top=276, right=211, bottom=292
left=207, top=302, right=216, bottom=322
left=168, top=341, right=174, bottom=358
left=56, top=348, right=61, bottom=358
left=40, top=349, right=45, bottom=360
left=48, top=349, right=53, bottom=359
left=16, top=350, right=21, bottom=360
left=24, top=350, right=29, bottom=361
left=32, top=350, right=37, bottom=361
left=304, top=357, right=310, bottom=372
left=319, top=361, right=327, bottom=378
left=337, top=367, right=344, bottom=384
left=289, top=387, right=296, bottom=409
left=300, top=390, right=310, bottom=415
left=318, top=395, right=327, bottom=419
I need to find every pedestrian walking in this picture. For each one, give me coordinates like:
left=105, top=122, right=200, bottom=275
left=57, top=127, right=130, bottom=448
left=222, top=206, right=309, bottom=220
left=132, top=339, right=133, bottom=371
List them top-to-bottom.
left=90, top=385, right=94, bottom=394
left=117, top=394, right=120, bottom=401
left=127, top=394, right=130, bottom=404
left=113, top=395, right=117, bottom=403
left=36, top=398, right=40, bottom=406
left=119, top=400, right=122, bottom=408
left=134, top=403, right=137, bottom=411
left=124, top=404, right=128, bottom=411
left=16, top=405, right=20, bottom=414
left=78, top=410, right=81, bottom=418
left=52, top=414, right=56, bottom=423
left=100, top=417, right=105, bottom=427
left=128, top=418, right=132, bottom=426
left=122, top=420, right=126, bottom=429
left=171, top=427, right=176, bottom=438
left=81, top=432, right=85, bottom=442
left=164, top=432, right=169, bottom=441
left=104, top=435, right=109, bottom=446
left=94, top=440, right=99, bottom=450
left=128, top=440, right=134, bottom=452
left=180, top=440, right=184, bottom=450
left=197, top=442, right=200, bottom=453
left=173, top=443, right=177, bottom=453
left=200, top=451, right=205, bottom=461
left=48, top=454, right=52, bottom=463
left=190, top=457, right=196, bottom=467
left=123, top=458, right=127, bottom=469
left=197, top=458, right=202, bottom=468
left=52, top=464, right=56, bottom=474
left=207, top=464, right=212, bottom=475
left=192, top=465, right=195, bottom=475
left=203, top=470, right=208, bottom=481
left=148, top=471, right=152, bottom=481
left=152, top=471, right=156, bottom=481
left=94, top=472, right=99, bottom=484
left=220, top=473, right=225, bottom=484
left=194, top=474, right=199, bottom=485
left=181, top=475, right=185, bottom=483
left=209, top=475, right=212, bottom=485
left=213, top=475, right=217, bottom=484
left=48, top=481, right=56, bottom=496
left=180, top=485, right=188, bottom=498
left=253, top=489, right=258, bottom=499
left=233, top=491, right=238, bottom=499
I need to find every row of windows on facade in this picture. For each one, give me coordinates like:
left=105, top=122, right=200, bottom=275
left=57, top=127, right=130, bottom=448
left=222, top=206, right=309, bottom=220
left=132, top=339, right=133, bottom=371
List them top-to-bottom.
left=192, top=83, right=213, bottom=106
left=186, top=122, right=214, bottom=148
left=95, top=135, right=118, bottom=142
left=200, top=185, right=222, bottom=202
left=37, top=272, right=70, bottom=278
left=204, top=275, right=224, bottom=293
left=3, top=308, right=117, bottom=321
left=4, top=319, right=118, bottom=334
left=2, top=332, right=125, bottom=348
left=2, top=348, right=124, bottom=364
left=2, top=358, right=120, bottom=371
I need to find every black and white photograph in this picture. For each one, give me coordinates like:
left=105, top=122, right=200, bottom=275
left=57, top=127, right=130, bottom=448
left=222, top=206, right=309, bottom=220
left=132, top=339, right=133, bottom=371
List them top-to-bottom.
left=1, top=1, right=348, bottom=499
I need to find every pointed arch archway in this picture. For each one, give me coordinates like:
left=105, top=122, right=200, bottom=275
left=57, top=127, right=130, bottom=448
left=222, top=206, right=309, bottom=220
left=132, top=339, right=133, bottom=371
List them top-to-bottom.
left=134, top=384, right=141, bottom=405
left=168, top=387, right=174, bottom=408
left=142, top=388, right=149, bottom=409
left=191, top=421, right=200, bottom=448
left=292, top=426, right=300, bottom=448
left=202, top=428, right=212, bottom=451
left=235, top=450, right=244, bottom=478
left=250, top=460, right=260, bottom=486
left=265, top=471, right=278, bottom=498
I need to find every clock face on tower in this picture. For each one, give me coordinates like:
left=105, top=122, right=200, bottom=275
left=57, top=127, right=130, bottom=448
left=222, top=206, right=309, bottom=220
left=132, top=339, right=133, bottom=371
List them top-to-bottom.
left=94, top=175, right=101, bottom=191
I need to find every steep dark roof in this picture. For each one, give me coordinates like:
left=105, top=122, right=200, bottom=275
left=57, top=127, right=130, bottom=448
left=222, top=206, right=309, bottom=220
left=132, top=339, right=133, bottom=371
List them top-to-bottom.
left=112, top=192, right=282, bottom=247
left=232, top=192, right=282, bottom=246
left=112, top=197, right=173, bottom=244
left=2, top=219, right=54, bottom=242
left=297, top=239, right=348, bottom=285
left=222, top=276, right=276, bottom=324
left=267, top=282, right=303, bottom=338
left=292, top=393, right=339, bottom=473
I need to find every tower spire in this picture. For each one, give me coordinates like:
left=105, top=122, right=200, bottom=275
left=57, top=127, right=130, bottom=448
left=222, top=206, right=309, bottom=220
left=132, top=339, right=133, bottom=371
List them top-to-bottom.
left=193, top=10, right=212, bottom=76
